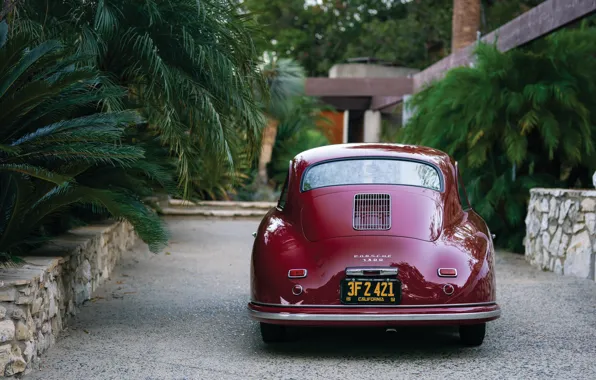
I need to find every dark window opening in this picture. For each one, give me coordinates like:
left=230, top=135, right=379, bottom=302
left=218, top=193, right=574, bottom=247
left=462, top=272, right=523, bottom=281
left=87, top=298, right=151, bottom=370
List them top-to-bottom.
left=347, top=111, right=364, bottom=143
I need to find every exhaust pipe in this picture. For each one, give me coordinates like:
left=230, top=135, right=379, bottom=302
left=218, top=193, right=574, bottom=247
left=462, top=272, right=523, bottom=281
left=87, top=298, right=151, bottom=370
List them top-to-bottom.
left=385, top=328, right=397, bottom=333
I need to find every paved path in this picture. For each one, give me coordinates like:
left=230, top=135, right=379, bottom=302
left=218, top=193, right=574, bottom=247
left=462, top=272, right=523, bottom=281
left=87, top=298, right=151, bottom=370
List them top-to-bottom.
left=26, top=217, right=596, bottom=380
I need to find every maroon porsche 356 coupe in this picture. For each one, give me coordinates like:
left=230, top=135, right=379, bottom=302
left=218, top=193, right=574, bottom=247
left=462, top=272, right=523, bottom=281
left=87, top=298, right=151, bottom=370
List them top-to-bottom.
left=248, top=143, right=500, bottom=346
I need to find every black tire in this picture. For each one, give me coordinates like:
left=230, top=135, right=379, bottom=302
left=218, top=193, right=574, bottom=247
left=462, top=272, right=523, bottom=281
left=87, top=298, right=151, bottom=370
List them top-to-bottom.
left=260, top=322, right=286, bottom=343
left=459, top=323, right=486, bottom=347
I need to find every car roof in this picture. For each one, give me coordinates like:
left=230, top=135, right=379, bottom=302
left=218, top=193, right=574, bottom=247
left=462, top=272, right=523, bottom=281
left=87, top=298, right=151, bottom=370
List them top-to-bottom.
left=293, top=143, right=452, bottom=167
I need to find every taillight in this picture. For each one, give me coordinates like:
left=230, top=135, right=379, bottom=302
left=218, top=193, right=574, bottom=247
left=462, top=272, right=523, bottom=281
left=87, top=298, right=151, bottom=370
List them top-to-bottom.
left=438, top=268, right=457, bottom=277
left=288, top=269, right=307, bottom=278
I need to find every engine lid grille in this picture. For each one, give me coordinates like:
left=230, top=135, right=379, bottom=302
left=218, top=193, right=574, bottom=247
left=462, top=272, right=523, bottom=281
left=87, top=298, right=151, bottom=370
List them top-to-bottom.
left=353, top=193, right=391, bottom=231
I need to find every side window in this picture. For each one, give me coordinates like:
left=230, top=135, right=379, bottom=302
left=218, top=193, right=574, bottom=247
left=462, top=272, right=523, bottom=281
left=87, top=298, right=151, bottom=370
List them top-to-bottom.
left=456, top=163, right=471, bottom=210
left=277, top=175, right=289, bottom=210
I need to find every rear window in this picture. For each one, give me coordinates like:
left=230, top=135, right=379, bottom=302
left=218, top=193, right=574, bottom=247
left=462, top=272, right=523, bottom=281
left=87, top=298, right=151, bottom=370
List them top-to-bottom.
left=301, top=158, right=442, bottom=192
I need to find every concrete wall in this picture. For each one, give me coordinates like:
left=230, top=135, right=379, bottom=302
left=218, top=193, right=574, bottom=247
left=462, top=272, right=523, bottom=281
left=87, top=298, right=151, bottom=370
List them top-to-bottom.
left=329, top=63, right=420, bottom=78
left=402, top=94, right=414, bottom=126
left=524, top=188, right=596, bottom=281
left=0, top=221, right=137, bottom=377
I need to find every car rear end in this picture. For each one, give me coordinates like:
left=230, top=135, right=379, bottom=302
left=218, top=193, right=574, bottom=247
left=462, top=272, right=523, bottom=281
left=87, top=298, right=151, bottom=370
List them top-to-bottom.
left=249, top=155, right=500, bottom=345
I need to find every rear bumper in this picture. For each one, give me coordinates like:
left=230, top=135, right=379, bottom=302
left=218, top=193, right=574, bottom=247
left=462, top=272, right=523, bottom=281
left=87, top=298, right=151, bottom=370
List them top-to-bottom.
left=248, top=302, right=501, bottom=327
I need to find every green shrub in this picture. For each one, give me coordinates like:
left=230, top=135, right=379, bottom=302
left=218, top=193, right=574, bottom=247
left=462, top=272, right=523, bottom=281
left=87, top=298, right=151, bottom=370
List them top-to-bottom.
left=400, top=27, right=596, bottom=252
left=268, top=97, right=331, bottom=189
left=191, top=127, right=253, bottom=201
left=269, top=129, right=329, bottom=187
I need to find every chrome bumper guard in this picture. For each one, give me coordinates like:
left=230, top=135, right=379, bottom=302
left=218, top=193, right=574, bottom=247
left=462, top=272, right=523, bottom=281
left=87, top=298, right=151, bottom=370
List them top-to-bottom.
left=248, top=308, right=501, bottom=322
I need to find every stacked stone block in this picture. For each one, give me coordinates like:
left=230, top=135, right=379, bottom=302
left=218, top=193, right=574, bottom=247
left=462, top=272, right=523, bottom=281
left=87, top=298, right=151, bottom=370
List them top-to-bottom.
left=524, top=188, right=596, bottom=281
left=0, top=221, right=136, bottom=377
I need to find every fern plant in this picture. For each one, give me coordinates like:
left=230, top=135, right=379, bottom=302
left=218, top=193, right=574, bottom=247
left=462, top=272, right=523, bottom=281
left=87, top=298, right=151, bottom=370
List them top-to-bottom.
left=0, top=22, right=169, bottom=261
left=400, top=27, right=596, bottom=252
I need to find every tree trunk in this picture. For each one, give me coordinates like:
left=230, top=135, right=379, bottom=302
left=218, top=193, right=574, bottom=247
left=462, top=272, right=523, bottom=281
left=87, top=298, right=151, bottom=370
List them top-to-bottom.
left=451, top=0, right=481, bottom=52
left=258, top=117, right=279, bottom=185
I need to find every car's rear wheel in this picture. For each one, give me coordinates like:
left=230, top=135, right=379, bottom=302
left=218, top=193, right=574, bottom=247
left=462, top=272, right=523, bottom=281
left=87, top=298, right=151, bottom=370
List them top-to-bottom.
left=260, top=322, right=286, bottom=343
left=459, top=323, right=486, bottom=346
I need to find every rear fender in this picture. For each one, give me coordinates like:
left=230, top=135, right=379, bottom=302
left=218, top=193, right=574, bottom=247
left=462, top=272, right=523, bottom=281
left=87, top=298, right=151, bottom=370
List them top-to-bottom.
left=251, top=210, right=312, bottom=303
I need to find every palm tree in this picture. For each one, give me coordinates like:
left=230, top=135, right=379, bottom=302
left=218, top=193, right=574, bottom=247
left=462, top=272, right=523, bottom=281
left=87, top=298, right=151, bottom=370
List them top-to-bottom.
left=15, top=0, right=266, bottom=197
left=451, top=0, right=481, bottom=52
left=0, top=21, right=169, bottom=261
left=256, top=57, right=305, bottom=185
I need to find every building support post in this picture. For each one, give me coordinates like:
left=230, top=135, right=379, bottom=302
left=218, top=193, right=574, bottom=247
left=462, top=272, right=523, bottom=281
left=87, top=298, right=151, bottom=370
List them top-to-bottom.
left=342, top=110, right=350, bottom=144
left=363, top=110, right=381, bottom=143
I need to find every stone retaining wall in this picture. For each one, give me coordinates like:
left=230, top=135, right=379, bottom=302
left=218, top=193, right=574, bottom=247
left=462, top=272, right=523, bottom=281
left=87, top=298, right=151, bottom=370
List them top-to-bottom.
left=524, top=188, right=596, bottom=281
left=0, top=221, right=137, bottom=377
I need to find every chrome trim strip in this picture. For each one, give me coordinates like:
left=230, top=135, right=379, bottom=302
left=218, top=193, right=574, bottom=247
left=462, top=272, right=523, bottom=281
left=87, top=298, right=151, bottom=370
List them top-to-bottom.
left=345, top=267, right=398, bottom=276
left=249, top=301, right=497, bottom=309
left=248, top=308, right=501, bottom=322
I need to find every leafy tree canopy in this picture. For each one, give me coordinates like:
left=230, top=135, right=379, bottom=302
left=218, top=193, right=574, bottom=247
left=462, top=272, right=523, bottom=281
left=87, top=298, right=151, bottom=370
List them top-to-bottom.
left=243, top=0, right=545, bottom=76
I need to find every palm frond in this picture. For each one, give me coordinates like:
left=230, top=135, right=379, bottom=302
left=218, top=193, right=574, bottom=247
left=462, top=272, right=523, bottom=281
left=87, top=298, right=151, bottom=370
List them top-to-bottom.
left=0, top=39, right=63, bottom=97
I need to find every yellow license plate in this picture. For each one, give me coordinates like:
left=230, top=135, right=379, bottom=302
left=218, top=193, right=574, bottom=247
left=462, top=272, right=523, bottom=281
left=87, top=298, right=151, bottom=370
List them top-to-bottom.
left=340, top=278, right=400, bottom=305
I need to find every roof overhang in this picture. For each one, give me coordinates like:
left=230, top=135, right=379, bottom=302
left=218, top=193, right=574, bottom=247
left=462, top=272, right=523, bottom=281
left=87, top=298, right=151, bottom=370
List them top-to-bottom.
left=306, top=77, right=413, bottom=113
left=306, top=77, right=412, bottom=97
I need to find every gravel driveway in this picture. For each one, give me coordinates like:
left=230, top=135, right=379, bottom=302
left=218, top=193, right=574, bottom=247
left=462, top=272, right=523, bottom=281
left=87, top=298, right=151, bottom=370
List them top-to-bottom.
left=25, top=217, right=596, bottom=380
